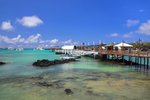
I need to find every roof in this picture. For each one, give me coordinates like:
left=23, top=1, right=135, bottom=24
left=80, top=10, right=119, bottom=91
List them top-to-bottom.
left=114, top=42, right=133, bottom=47
left=61, top=45, right=75, bottom=50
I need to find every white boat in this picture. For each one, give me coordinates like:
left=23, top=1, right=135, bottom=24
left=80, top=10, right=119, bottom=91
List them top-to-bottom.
left=16, top=48, right=24, bottom=51
left=60, top=54, right=81, bottom=60
left=60, top=56, right=76, bottom=59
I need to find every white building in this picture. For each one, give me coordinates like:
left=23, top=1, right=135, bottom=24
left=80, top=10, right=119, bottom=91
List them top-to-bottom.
left=61, top=45, right=75, bottom=55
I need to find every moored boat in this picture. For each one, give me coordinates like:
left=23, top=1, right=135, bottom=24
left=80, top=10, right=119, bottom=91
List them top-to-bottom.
left=16, top=48, right=24, bottom=51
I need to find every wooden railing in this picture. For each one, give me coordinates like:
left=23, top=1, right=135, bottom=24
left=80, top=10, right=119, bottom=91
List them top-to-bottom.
left=99, top=50, right=150, bottom=57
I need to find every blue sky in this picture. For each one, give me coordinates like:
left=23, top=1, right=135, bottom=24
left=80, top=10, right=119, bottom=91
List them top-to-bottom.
left=0, top=0, right=150, bottom=47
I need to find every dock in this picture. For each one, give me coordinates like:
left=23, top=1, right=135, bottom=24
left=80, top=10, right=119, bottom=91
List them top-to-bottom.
left=53, top=43, right=150, bottom=71
left=99, top=50, right=150, bottom=70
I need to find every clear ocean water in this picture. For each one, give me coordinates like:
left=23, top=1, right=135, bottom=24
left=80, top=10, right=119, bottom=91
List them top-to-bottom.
left=0, top=50, right=149, bottom=100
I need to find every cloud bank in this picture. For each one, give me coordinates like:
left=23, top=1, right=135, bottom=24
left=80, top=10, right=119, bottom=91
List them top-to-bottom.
left=0, top=34, right=79, bottom=48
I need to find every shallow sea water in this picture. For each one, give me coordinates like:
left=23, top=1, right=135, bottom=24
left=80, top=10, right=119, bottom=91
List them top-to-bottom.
left=0, top=50, right=150, bottom=100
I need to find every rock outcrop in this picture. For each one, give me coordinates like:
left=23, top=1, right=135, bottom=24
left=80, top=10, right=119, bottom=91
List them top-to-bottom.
left=33, top=59, right=76, bottom=67
left=0, top=62, right=6, bottom=65
left=64, top=89, right=73, bottom=95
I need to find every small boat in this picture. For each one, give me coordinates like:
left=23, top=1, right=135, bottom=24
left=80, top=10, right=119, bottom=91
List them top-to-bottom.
left=16, top=48, right=24, bottom=51
left=60, top=54, right=81, bottom=60
left=60, top=56, right=75, bottom=59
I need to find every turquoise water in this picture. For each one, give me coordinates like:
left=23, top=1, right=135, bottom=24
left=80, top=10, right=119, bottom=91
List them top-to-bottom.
left=0, top=50, right=150, bottom=100
left=0, top=50, right=60, bottom=77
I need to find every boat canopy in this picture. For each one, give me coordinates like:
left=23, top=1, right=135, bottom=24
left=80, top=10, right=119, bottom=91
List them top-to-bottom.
left=114, top=42, right=133, bottom=47
left=61, top=45, right=75, bottom=50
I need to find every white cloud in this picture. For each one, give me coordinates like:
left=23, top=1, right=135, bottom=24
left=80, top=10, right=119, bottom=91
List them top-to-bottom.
left=17, top=16, right=43, bottom=27
left=126, top=19, right=139, bottom=27
left=138, top=20, right=150, bottom=35
left=1, top=21, right=14, bottom=31
left=108, top=32, right=134, bottom=38
left=123, top=32, right=133, bottom=38
left=109, top=33, right=119, bottom=37
left=25, top=34, right=41, bottom=43
left=0, top=35, right=12, bottom=43
left=11, top=35, right=22, bottom=43
left=39, top=39, right=45, bottom=44
left=39, top=39, right=59, bottom=45
left=49, top=39, right=59, bottom=44
left=60, top=39, right=79, bottom=45
left=61, top=39, right=72, bottom=44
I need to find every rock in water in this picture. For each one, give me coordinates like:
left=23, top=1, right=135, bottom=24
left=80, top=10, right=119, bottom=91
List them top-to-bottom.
left=32, top=59, right=76, bottom=67
left=0, top=62, right=6, bottom=65
left=38, top=82, right=53, bottom=87
left=64, top=89, right=73, bottom=95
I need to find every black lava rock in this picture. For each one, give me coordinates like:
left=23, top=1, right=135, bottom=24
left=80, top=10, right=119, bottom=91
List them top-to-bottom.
left=32, top=59, right=76, bottom=67
left=0, top=61, right=6, bottom=65
left=38, top=81, right=53, bottom=87
left=64, top=88, right=73, bottom=95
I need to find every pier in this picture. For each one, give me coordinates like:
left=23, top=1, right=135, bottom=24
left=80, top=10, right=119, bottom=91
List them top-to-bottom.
left=53, top=43, right=150, bottom=71
left=99, top=49, right=150, bottom=70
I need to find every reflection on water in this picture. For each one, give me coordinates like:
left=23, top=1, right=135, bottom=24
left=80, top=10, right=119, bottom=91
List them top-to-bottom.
left=0, top=50, right=150, bottom=100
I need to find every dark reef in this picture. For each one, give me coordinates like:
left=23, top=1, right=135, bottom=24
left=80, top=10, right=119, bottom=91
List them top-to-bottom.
left=33, top=59, right=76, bottom=67
left=0, top=61, right=6, bottom=65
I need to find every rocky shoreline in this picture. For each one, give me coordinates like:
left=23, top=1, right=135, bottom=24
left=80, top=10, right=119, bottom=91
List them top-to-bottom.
left=32, top=59, right=77, bottom=67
